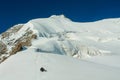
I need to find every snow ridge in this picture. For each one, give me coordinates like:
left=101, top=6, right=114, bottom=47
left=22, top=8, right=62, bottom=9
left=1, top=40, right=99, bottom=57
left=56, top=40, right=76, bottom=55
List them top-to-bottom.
left=0, top=15, right=120, bottom=62
left=0, top=15, right=120, bottom=80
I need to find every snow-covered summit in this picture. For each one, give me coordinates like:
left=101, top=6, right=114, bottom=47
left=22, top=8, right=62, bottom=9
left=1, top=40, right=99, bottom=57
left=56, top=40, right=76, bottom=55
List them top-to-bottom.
left=50, top=14, right=66, bottom=18
left=0, top=15, right=120, bottom=63
left=0, top=15, right=120, bottom=80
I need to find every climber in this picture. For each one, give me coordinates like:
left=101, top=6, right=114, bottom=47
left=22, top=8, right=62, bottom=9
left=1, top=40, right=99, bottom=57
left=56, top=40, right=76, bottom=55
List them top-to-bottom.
left=40, top=67, right=47, bottom=72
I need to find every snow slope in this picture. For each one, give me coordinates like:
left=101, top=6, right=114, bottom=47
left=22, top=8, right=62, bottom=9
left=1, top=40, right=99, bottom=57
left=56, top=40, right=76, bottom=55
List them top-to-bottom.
left=0, top=15, right=120, bottom=80
left=29, top=15, right=120, bottom=58
left=0, top=49, right=120, bottom=80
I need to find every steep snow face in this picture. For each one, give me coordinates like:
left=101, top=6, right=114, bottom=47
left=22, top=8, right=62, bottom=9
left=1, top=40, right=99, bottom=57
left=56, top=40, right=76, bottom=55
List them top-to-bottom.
left=0, top=15, right=120, bottom=62
left=26, top=15, right=120, bottom=58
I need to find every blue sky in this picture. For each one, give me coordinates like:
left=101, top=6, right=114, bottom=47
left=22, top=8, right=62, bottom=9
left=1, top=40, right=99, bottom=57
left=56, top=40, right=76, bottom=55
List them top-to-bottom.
left=0, top=0, right=120, bottom=33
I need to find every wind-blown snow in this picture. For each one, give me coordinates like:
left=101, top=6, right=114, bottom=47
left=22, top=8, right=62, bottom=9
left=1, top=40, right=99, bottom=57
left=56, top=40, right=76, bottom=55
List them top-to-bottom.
left=0, top=15, right=120, bottom=80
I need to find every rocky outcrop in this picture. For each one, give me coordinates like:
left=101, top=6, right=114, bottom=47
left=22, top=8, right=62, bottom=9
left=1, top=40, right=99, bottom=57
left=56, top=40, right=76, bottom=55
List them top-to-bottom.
left=0, top=24, right=37, bottom=63
left=1, top=24, right=23, bottom=39
left=9, top=31, right=37, bottom=55
left=0, top=41, right=7, bottom=55
left=0, top=41, right=8, bottom=62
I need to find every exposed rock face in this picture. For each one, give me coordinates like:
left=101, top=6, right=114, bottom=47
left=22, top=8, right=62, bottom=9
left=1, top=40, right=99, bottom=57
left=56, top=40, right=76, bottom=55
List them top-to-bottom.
left=0, top=24, right=37, bottom=63
left=1, top=24, right=23, bottom=39
left=9, top=31, right=37, bottom=55
left=0, top=41, right=7, bottom=55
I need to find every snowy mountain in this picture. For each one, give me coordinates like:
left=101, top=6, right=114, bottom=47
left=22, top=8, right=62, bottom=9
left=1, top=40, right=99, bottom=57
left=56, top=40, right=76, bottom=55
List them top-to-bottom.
left=0, top=15, right=120, bottom=80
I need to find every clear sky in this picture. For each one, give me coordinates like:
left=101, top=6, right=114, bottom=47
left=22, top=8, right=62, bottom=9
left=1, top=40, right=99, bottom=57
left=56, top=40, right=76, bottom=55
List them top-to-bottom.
left=0, top=0, right=120, bottom=33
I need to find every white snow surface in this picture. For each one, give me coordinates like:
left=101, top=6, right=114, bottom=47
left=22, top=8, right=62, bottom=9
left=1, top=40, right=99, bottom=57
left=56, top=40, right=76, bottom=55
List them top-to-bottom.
left=0, top=15, right=120, bottom=80
left=0, top=50, right=120, bottom=80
